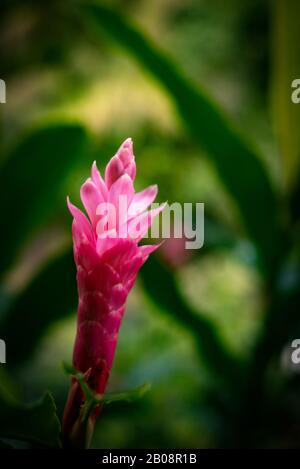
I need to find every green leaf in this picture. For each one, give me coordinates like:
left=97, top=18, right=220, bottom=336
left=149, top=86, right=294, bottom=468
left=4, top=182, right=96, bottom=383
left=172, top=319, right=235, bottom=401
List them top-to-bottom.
left=79, top=1, right=281, bottom=274
left=0, top=122, right=90, bottom=275
left=1, top=249, right=76, bottom=367
left=140, top=255, right=243, bottom=388
left=63, top=362, right=150, bottom=423
left=0, top=369, right=60, bottom=448
left=101, top=383, right=151, bottom=405
left=0, top=391, right=61, bottom=448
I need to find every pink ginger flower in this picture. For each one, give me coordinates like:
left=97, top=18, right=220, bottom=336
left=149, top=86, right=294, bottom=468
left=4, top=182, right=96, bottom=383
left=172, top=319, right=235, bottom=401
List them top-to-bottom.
left=62, top=138, right=165, bottom=447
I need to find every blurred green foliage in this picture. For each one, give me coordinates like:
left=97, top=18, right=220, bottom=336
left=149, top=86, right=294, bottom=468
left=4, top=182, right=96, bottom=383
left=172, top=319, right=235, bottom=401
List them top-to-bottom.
left=0, top=0, right=300, bottom=449
left=0, top=124, right=90, bottom=274
left=0, top=367, right=60, bottom=448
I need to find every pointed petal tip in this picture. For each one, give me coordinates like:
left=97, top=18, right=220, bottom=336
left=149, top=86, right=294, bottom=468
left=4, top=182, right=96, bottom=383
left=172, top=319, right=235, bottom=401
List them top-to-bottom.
left=118, top=137, right=134, bottom=159
left=123, top=137, right=132, bottom=147
left=91, top=160, right=109, bottom=200
left=91, top=161, right=97, bottom=181
left=145, top=184, right=158, bottom=194
left=150, top=184, right=158, bottom=197
left=66, top=195, right=73, bottom=210
left=66, top=196, right=79, bottom=218
left=139, top=241, right=164, bottom=262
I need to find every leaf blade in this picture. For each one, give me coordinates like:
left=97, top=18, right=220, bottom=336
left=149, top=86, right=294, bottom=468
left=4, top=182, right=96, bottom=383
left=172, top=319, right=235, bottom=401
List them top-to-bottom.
left=0, top=391, right=61, bottom=448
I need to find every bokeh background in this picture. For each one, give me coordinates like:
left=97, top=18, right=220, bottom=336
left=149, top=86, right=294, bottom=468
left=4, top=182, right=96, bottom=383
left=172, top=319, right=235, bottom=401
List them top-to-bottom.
left=0, top=0, right=300, bottom=448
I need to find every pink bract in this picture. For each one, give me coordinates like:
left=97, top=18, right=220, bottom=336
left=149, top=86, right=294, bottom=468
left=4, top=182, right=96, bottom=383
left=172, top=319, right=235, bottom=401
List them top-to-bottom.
left=62, top=138, right=165, bottom=446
